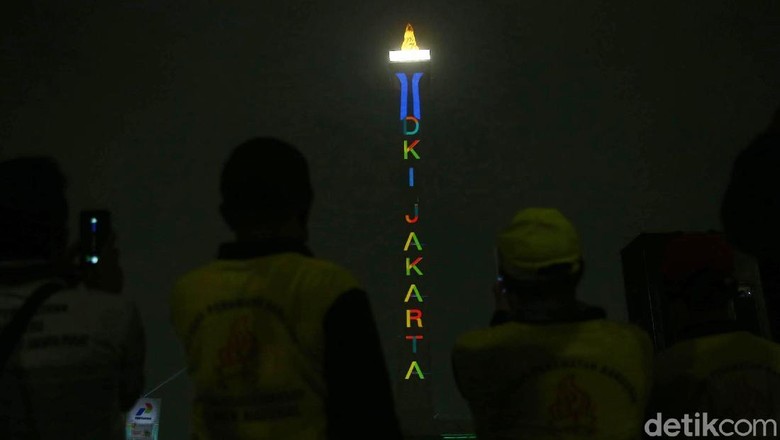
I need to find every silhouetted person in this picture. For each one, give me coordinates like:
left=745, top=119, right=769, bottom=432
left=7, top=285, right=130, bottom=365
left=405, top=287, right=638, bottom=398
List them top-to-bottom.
left=721, top=107, right=780, bottom=341
left=170, top=137, right=402, bottom=440
left=0, top=157, right=145, bottom=439
left=452, top=208, right=653, bottom=439
left=649, top=234, right=780, bottom=432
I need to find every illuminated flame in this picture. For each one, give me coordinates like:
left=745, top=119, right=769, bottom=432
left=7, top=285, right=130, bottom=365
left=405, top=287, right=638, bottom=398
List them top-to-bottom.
left=389, top=23, right=429, bottom=62
left=401, top=23, right=419, bottom=51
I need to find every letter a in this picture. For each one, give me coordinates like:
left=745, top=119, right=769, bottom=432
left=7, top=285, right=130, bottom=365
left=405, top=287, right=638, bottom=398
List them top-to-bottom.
left=403, top=232, right=423, bottom=251
left=404, top=284, right=423, bottom=303
left=405, top=361, right=425, bottom=380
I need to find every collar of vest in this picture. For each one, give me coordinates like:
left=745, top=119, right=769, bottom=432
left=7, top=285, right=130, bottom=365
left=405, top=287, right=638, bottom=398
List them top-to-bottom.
left=217, top=239, right=313, bottom=260
left=493, top=301, right=606, bottom=326
left=677, top=320, right=747, bottom=342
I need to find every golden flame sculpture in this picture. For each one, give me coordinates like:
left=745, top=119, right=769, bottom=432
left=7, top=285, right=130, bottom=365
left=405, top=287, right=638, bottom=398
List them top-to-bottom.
left=389, top=23, right=430, bottom=63
left=401, top=23, right=419, bottom=51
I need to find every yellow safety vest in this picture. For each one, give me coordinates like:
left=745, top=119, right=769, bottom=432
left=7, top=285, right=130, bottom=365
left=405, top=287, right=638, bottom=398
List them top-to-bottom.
left=170, top=252, right=360, bottom=440
left=452, top=319, right=653, bottom=440
left=652, top=331, right=780, bottom=421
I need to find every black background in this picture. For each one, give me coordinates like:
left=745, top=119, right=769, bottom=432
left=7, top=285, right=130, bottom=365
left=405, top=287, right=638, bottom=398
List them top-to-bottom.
left=2, top=1, right=779, bottom=437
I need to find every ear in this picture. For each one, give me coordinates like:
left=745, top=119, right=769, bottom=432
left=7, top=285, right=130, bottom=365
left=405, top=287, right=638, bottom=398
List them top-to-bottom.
left=769, top=106, right=780, bottom=133
left=219, top=203, right=237, bottom=231
left=296, top=206, right=310, bottom=225
left=297, top=208, right=310, bottom=241
left=572, top=259, right=585, bottom=284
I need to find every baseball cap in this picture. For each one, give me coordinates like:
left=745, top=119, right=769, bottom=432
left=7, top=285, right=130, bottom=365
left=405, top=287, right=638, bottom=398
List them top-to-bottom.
left=496, top=208, right=582, bottom=280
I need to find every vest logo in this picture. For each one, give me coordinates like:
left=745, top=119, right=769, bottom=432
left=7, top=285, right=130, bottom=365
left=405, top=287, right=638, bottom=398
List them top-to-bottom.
left=548, top=374, right=597, bottom=435
left=134, top=402, right=154, bottom=420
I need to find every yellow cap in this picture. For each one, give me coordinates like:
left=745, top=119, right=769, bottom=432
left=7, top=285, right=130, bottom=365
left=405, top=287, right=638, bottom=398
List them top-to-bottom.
left=496, top=208, right=582, bottom=279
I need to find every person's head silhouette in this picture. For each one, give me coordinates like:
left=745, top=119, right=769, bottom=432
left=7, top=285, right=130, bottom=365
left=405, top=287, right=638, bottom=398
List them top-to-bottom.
left=220, top=137, right=313, bottom=242
left=0, top=156, right=68, bottom=262
left=496, top=208, right=584, bottom=308
left=661, top=234, right=738, bottom=342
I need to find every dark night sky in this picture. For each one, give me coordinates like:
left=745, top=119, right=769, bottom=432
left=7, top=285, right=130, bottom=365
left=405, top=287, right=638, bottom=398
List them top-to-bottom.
left=2, top=1, right=779, bottom=437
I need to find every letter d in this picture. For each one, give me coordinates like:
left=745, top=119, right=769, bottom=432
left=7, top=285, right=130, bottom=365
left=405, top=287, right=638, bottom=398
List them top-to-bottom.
left=404, top=116, right=420, bottom=135
left=644, top=413, right=663, bottom=437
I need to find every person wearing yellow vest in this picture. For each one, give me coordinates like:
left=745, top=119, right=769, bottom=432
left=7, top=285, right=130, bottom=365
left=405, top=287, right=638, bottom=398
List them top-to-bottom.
left=170, top=138, right=402, bottom=440
left=452, top=208, right=653, bottom=439
left=649, top=234, right=780, bottom=429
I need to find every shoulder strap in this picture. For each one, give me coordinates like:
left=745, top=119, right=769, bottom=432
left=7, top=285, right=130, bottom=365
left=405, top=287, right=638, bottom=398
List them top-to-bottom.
left=0, top=282, right=65, bottom=372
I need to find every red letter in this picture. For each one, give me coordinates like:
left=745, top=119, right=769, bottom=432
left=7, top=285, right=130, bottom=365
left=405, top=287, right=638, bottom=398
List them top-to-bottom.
left=405, top=203, right=419, bottom=224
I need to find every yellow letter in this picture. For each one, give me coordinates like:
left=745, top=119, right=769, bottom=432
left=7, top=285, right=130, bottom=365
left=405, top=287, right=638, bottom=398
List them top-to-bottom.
left=403, top=232, right=423, bottom=251
left=404, top=284, right=424, bottom=303
left=406, top=309, right=423, bottom=328
left=405, top=361, right=425, bottom=380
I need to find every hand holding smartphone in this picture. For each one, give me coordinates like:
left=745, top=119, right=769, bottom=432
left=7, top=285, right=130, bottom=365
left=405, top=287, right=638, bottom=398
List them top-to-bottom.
left=80, top=210, right=111, bottom=266
left=494, top=248, right=510, bottom=312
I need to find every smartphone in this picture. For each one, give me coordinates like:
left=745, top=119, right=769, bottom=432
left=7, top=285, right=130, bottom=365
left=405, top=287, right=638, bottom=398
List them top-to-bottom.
left=80, top=210, right=111, bottom=266
left=494, top=247, right=500, bottom=279
left=495, top=247, right=506, bottom=293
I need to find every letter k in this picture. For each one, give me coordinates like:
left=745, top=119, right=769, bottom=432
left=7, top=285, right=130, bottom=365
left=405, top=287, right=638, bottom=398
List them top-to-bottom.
left=702, top=413, right=718, bottom=436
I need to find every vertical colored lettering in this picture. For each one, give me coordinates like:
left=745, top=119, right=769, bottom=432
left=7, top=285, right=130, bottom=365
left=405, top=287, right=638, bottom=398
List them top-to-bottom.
left=393, top=27, right=430, bottom=390
left=404, top=117, right=420, bottom=136
left=403, top=139, right=421, bottom=160
left=405, top=203, right=419, bottom=224
left=403, top=232, right=423, bottom=251
left=405, top=256, right=423, bottom=276
left=404, top=284, right=424, bottom=303
left=406, top=309, right=423, bottom=328
left=405, top=335, right=424, bottom=353
left=405, top=361, right=425, bottom=380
